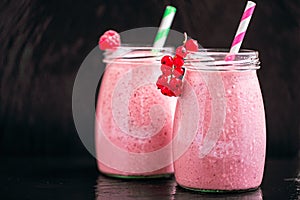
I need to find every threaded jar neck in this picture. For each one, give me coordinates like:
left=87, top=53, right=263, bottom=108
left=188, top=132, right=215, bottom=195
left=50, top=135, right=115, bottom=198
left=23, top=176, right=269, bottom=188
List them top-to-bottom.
left=184, top=49, right=260, bottom=71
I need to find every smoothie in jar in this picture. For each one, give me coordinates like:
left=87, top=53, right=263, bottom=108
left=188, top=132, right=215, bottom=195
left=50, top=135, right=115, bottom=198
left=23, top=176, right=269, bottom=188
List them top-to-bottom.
left=95, top=47, right=176, bottom=178
left=173, top=49, right=266, bottom=191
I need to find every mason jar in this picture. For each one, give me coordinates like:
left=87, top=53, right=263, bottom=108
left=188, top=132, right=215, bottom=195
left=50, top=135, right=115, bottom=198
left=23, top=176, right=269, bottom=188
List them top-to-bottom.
left=95, top=46, right=176, bottom=178
left=173, top=49, right=266, bottom=192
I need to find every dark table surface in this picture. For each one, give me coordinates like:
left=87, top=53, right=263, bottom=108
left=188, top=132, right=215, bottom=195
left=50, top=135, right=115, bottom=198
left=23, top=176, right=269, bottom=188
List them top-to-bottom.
left=0, top=156, right=299, bottom=200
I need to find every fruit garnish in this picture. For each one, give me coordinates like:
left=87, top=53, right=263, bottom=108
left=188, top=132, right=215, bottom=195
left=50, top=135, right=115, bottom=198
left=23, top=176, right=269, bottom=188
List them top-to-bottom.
left=98, top=30, right=121, bottom=50
left=156, top=32, right=199, bottom=97
left=185, top=39, right=198, bottom=52
left=175, top=46, right=188, bottom=58
left=161, top=55, right=174, bottom=66
left=156, top=56, right=185, bottom=97
left=173, top=56, right=184, bottom=68
left=160, top=64, right=173, bottom=76
left=173, top=66, right=185, bottom=78
left=156, top=75, right=169, bottom=88
left=169, top=77, right=182, bottom=90
left=160, top=86, right=175, bottom=97
left=172, top=87, right=182, bottom=97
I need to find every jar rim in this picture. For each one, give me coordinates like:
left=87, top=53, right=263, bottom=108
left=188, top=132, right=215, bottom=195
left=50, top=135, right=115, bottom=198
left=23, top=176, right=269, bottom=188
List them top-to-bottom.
left=103, top=45, right=173, bottom=64
left=102, top=47, right=260, bottom=71
left=185, top=48, right=260, bottom=71
left=189, top=48, right=258, bottom=56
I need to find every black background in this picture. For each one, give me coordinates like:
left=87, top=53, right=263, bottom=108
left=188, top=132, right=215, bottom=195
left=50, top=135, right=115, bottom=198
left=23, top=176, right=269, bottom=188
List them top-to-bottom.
left=0, top=0, right=299, bottom=159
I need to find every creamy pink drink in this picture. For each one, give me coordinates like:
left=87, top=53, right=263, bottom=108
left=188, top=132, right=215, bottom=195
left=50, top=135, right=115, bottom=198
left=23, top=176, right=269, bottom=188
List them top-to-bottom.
left=95, top=47, right=175, bottom=178
left=173, top=50, right=266, bottom=191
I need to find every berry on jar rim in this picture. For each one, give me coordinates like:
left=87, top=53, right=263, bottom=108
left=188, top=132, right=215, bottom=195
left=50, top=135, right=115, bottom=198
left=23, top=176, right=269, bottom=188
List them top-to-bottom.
left=98, top=30, right=121, bottom=50
left=156, top=33, right=199, bottom=97
left=185, top=39, right=198, bottom=52
left=175, top=46, right=188, bottom=58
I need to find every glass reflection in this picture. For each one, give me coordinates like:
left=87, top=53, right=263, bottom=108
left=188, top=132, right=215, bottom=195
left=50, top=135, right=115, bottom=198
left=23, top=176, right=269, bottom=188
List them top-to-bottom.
left=95, top=174, right=264, bottom=200
left=95, top=175, right=176, bottom=200
left=174, top=187, right=263, bottom=200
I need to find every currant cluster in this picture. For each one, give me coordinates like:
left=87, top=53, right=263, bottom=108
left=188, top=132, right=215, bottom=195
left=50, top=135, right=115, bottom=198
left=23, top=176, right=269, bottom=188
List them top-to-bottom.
left=156, top=37, right=198, bottom=97
left=156, top=55, right=185, bottom=97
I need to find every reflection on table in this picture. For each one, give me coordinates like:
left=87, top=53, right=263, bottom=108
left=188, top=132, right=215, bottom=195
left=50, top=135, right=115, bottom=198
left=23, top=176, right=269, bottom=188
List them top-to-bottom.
left=95, top=174, right=264, bottom=200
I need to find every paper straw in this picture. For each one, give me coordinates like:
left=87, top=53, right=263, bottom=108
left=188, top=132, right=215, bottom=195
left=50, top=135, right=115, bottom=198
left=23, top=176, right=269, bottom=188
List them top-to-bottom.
left=229, top=1, right=256, bottom=54
left=153, top=6, right=176, bottom=48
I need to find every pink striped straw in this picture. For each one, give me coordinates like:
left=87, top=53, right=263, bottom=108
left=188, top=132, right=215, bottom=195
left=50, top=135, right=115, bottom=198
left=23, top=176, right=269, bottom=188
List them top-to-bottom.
left=227, top=1, right=256, bottom=60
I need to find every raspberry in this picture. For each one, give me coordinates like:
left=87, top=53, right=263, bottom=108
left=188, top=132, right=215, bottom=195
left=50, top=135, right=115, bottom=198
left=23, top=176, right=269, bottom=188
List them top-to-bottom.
left=98, top=30, right=121, bottom=50
left=185, top=39, right=198, bottom=52
left=175, top=46, right=188, bottom=58
left=161, top=55, right=173, bottom=67
left=173, top=56, right=184, bottom=68
left=160, top=64, right=172, bottom=76
left=156, top=75, right=169, bottom=89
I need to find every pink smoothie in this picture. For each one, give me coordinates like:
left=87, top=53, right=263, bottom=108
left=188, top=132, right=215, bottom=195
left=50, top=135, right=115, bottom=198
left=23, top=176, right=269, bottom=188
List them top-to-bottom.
left=95, top=52, right=175, bottom=177
left=173, top=69, right=266, bottom=191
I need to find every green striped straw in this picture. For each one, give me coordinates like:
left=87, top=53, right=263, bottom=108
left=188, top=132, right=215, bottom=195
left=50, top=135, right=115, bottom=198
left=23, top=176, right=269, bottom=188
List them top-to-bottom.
left=153, top=6, right=177, bottom=48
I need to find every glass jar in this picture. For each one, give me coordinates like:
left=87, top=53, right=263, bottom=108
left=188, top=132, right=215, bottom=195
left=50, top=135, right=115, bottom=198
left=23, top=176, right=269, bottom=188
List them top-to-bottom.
left=95, top=46, right=176, bottom=178
left=173, top=49, right=266, bottom=192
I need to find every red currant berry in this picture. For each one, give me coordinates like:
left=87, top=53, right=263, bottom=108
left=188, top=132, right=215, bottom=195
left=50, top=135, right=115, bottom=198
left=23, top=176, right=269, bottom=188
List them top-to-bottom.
left=98, top=30, right=121, bottom=50
left=185, top=39, right=198, bottom=52
left=176, top=46, right=188, bottom=58
left=161, top=55, right=173, bottom=67
left=173, top=56, right=184, bottom=68
left=160, top=64, right=172, bottom=76
left=173, top=67, right=185, bottom=78
left=156, top=75, right=169, bottom=89
left=169, top=77, right=182, bottom=90
left=160, top=86, right=175, bottom=97
left=172, top=88, right=182, bottom=97
left=168, top=90, right=175, bottom=97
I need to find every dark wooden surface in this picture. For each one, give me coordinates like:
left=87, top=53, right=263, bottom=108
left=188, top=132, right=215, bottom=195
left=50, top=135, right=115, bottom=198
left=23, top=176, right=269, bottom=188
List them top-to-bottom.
left=0, top=0, right=299, bottom=157
left=0, top=156, right=299, bottom=200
